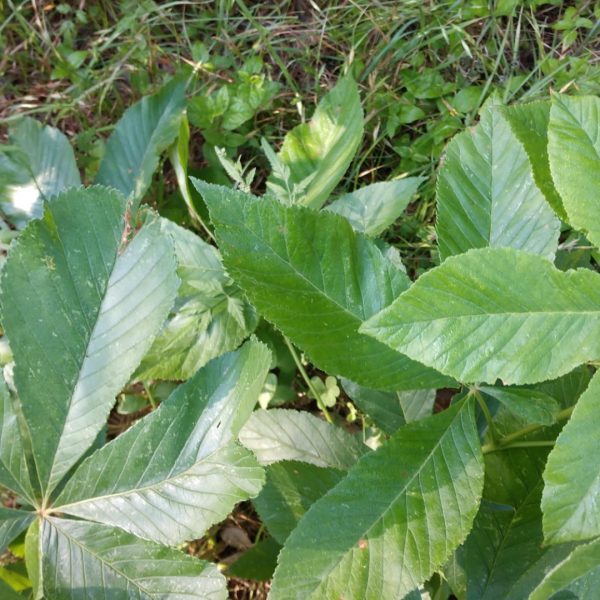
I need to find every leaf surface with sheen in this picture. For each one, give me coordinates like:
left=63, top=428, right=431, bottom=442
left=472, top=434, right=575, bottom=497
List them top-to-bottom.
left=0, top=509, right=34, bottom=554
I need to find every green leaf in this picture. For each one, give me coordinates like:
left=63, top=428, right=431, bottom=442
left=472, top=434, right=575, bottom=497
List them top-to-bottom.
left=266, top=76, right=364, bottom=209
left=95, top=78, right=186, bottom=209
left=548, top=95, right=600, bottom=248
left=436, top=99, right=560, bottom=261
left=502, top=100, right=567, bottom=221
left=0, top=117, right=80, bottom=228
left=325, top=178, right=424, bottom=237
left=196, top=182, right=452, bottom=391
left=0, top=187, right=179, bottom=497
left=135, top=219, right=257, bottom=380
left=362, top=247, right=600, bottom=385
left=53, top=341, right=269, bottom=545
left=542, top=370, right=600, bottom=544
left=341, top=379, right=436, bottom=434
left=479, top=386, right=560, bottom=425
left=269, top=399, right=484, bottom=600
left=240, top=409, right=365, bottom=469
left=254, top=461, right=344, bottom=545
left=0, top=509, right=34, bottom=554
left=41, top=517, right=227, bottom=599
left=25, top=519, right=42, bottom=600
left=227, top=537, right=282, bottom=582
left=530, top=537, right=600, bottom=600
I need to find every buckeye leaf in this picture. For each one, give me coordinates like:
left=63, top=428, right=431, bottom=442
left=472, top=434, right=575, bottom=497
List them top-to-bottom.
left=265, top=76, right=363, bottom=209
left=95, top=78, right=186, bottom=209
left=548, top=94, right=600, bottom=249
left=436, top=99, right=560, bottom=261
left=0, top=117, right=80, bottom=228
left=325, top=178, right=424, bottom=237
left=195, top=181, right=452, bottom=391
left=0, top=187, right=179, bottom=497
left=362, top=247, right=600, bottom=385
left=53, top=340, right=270, bottom=545
left=542, top=370, right=600, bottom=544
left=479, top=386, right=560, bottom=426
left=269, top=399, right=483, bottom=600
left=0, top=508, right=34, bottom=554
left=41, top=518, right=227, bottom=599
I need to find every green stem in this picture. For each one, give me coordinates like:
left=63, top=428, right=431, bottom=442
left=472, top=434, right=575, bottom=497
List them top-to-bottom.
left=283, top=336, right=333, bottom=424
left=143, top=381, right=157, bottom=410
left=473, top=390, right=499, bottom=447
left=482, top=440, right=555, bottom=455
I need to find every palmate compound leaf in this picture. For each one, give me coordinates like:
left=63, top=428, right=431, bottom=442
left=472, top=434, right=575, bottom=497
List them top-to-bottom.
left=265, top=76, right=363, bottom=209
left=95, top=78, right=186, bottom=209
left=548, top=94, right=600, bottom=250
left=436, top=98, right=560, bottom=261
left=0, top=117, right=81, bottom=228
left=194, top=181, right=452, bottom=391
left=0, top=186, right=179, bottom=498
left=135, top=218, right=258, bottom=380
left=361, top=247, right=600, bottom=385
left=52, top=340, right=270, bottom=545
left=542, top=370, right=600, bottom=544
left=269, top=398, right=484, bottom=600
left=239, top=409, right=366, bottom=470
left=41, top=518, right=227, bottom=600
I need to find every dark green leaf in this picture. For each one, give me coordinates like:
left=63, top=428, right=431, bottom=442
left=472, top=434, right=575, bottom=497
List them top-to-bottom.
left=479, top=386, right=560, bottom=425
left=0, top=509, right=34, bottom=554
left=227, top=537, right=281, bottom=582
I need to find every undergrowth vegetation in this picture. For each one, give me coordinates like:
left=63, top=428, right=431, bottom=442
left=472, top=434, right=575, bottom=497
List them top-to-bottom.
left=2, top=1, right=600, bottom=599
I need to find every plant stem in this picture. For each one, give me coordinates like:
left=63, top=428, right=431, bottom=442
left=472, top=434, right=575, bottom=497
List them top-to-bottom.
left=283, top=336, right=333, bottom=424
left=143, top=381, right=157, bottom=410
left=473, top=389, right=499, bottom=447
left=482, top=440, right=555, bottom=454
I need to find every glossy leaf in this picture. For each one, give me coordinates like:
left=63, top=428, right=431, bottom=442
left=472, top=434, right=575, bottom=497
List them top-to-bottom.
left=266, top=76, right=363, bottom=209
left=95, top=78, right=186, bottom=209
left=436, top=99, right=560, bottom=260
left=502, top=100, right=567, bottom=220
left=0, top=117, right=80, bottom=228
left=325, top=178, right=424, bottom=236
left=196, top=181, right=452, bottom=390
left=0, top=187, right=179, bottom=496
left=135, top=219, right=257, bottom=380
left=362, top=247, right=600, bottom=385
left=53, top=341, right=269, bottom=545
left=542, top=370, right=600, bottom=544
left=479, top=386, right=560, bottom=425
left=269, top=399, right=484, bottom=600
left=239, top=409, right=365, bottom=470
left=0, top=508, right=34, bottom=554
left=41, top=517, right=227, bottom=599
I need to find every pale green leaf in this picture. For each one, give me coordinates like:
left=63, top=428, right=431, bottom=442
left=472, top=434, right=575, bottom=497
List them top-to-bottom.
left=266, top=76, right=363, bottom=209
left=95, top=78, right=186, bottom=209
left=548, top=94, right=600, bottom=248
left=436, top=99, right=560, bottom=260
left=502, top=100, right=567, bottom=220
left=0, top=117, right=80, bottom=228
left=325, top=178, right=424, bottom=237
left=195, top=181, right=452, bottom=390
left=0, top=187, right=179, bottom=497
left=135, top=219, right=257, bottom=380
left=362, top=247, right=600, bottom=385
left=53, top=341, right=269, bottom=545
left=542, top=370, right=600, bottom=544
left=479, top=386, right=560, bottom=425
left=269, top=399, right=484, bottom=600
left=0, top=508, right=34, bottom=554
left=41, top=517, right=227, bottom=599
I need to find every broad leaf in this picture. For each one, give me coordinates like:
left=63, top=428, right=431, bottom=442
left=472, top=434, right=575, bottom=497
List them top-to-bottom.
left=265, top=76, right=363, bottom=209
left=95, top=78, right=186, bottom=209
left=548, top=94, right=600, bottom=248
left=436, top=99, right=560, bottom=260
left=502, top=100, right=567, bottom=220
left=0, top=117, right=80, bottom=228
left=325, top=178, right=424, bottom=236
left=196, top=181, right=452, bottom=390
left=0, top=187, right=179, bottom=497
left=135, top=219, right=257, bottom=380
left=362, top=247, right=600, bottom=385
left=53, top=341, right=269, bottom=545
left=542, top=370, right=600, bottom=544
left=341, top=379, right=436, bottom=434
left=479, top=386, right=560, bottom=426
left=269, top=399, right=484, bottom=600
left=239, top=409, right=365, bottom=469
left=254, top=461, right=344, bottom=544
left=0, top=508, right=34, bottom=554
left=41, top=517, right=227, bottom=599
left=228, top=537, right=281, bottom=582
